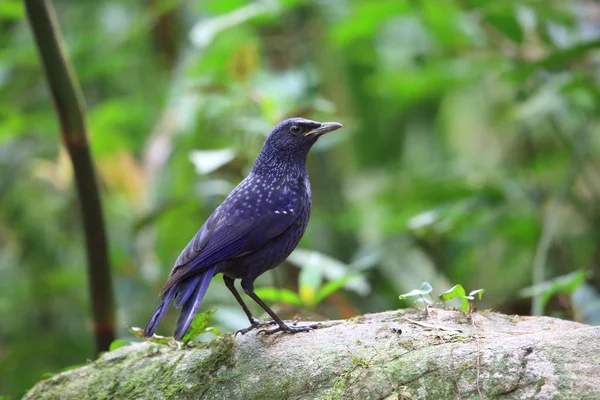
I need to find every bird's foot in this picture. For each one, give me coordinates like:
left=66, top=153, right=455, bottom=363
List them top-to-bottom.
left=235, top=318, right=277, bottom=336
left=257, top=321, right=322, bottom=335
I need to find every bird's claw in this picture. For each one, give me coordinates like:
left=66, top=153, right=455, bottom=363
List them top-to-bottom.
left=235, top=318, right=277, bottom=336
left=257, top=322, right=322, bottom=335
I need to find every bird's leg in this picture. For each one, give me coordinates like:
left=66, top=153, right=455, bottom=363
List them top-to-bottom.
left=223, top=275, right=256, bottom=324
left=223, top=276, right=275, bottom=335
left=241, top=278, right=321, bottom=335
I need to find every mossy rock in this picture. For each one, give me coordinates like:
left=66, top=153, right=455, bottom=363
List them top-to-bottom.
left=23, top=309, right=600, bottom=400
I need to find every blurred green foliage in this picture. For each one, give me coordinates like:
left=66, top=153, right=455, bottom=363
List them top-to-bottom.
left=2, top=0, right=600, bottom=397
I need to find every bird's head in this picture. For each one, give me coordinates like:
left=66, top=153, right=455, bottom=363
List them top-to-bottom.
left=254, top=117, right=343, bottom=172
left=254, top=118, right=342, bottom=172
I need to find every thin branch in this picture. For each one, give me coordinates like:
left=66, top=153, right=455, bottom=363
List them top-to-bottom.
left=25, top=0, right=115, bottom=354
left=403, top=317, right=463, bottom=333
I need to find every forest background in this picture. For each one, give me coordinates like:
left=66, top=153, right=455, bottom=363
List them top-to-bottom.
left=2, top=0, right=600, bottom=397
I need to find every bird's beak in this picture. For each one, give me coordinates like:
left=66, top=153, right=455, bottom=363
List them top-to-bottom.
left=304, top=122, right=343, bottom=137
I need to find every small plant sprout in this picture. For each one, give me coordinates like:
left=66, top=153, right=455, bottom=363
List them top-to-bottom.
left=399, top=282, right=434, bottom=306
left=438, top=285, right=485, bottom=312
left=129, top=310, right=219, bottom=348
left=180, top=310, right=220, bottom=343
left=129, top=327, right=173, bottom=346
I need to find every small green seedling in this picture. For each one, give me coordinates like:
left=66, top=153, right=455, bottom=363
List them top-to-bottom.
left=399, top=282, right=434, bottom=305
left=438, top=284, right=485, bottom=312
left=129, top=309, right=219, bottom=347
left=181, top=309, right=220, bottom=343
left=129, top=327, right=172, bottom=345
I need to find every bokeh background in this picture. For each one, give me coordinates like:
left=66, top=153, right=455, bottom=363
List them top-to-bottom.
left=3, top=0, right=600, bottom=397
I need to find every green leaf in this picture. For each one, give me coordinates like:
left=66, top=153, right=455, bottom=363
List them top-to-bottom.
left=0, top=0, right=24, bottom=20
left=198, top=0, right=251, bottom=14
left=189, top=2, right=276, bottom=49
left=485, top=13, right=523, bottom=43
left=189, top=148, right=236, bottom=175
left=288, top=248, right=370, bottom=296
left=299, top=265, right=323, bottom=306
left=520, top=271, right=587, bottom=311
left=315, top=275, right=358, bottom=304
left=399, top=281, right=433, bottom=300
left=419, top=282, right=433, bottom=294
left=438, top=284, right=466, bottom=301
left=439, top=285, right=470, bottom=311
left=253, top=287, right=303, bottom=306
left=399, top=289, right=426, bottom=300
left=469, top=289, right=485, bottom=300
left=459, top=298, right=470, bottom=312
left=181, top=310, right=218, bottom=343
left=109, top=339, right=130, bottom=351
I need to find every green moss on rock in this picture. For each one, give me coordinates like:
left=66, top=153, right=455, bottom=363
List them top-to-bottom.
left=22, top=310, right=600, bottom=400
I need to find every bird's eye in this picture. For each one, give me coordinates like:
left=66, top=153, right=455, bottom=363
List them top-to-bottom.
left=289, top=125, right=302, bottom=135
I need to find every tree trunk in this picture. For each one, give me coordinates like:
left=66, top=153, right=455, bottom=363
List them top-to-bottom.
left=23, top=309, right=600, bottom=399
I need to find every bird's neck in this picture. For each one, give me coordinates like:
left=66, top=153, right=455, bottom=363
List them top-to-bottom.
left=251, top=148, right=309, bottom=179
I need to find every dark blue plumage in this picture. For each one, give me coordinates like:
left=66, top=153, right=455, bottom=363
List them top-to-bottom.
left=144, top=118, right=343, bottom=340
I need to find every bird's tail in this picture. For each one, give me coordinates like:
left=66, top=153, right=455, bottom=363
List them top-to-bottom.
left=143, top=266, right=216, bottom=340
left=173, top=266, right=216, bottom=340
left=143, top=285, right=176, bottom=338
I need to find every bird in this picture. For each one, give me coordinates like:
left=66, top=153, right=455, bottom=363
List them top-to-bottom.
left=143, top=117, right=343, bottom=340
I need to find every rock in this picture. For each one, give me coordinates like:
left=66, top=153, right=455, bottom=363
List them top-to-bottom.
left=23, top=309, right=600, bottom=400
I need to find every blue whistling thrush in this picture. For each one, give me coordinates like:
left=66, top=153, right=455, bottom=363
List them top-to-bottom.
left=144, top=118, right=343, bottom=340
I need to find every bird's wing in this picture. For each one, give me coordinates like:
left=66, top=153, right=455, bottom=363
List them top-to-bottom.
left=160, top=196, right=299, bottom=294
